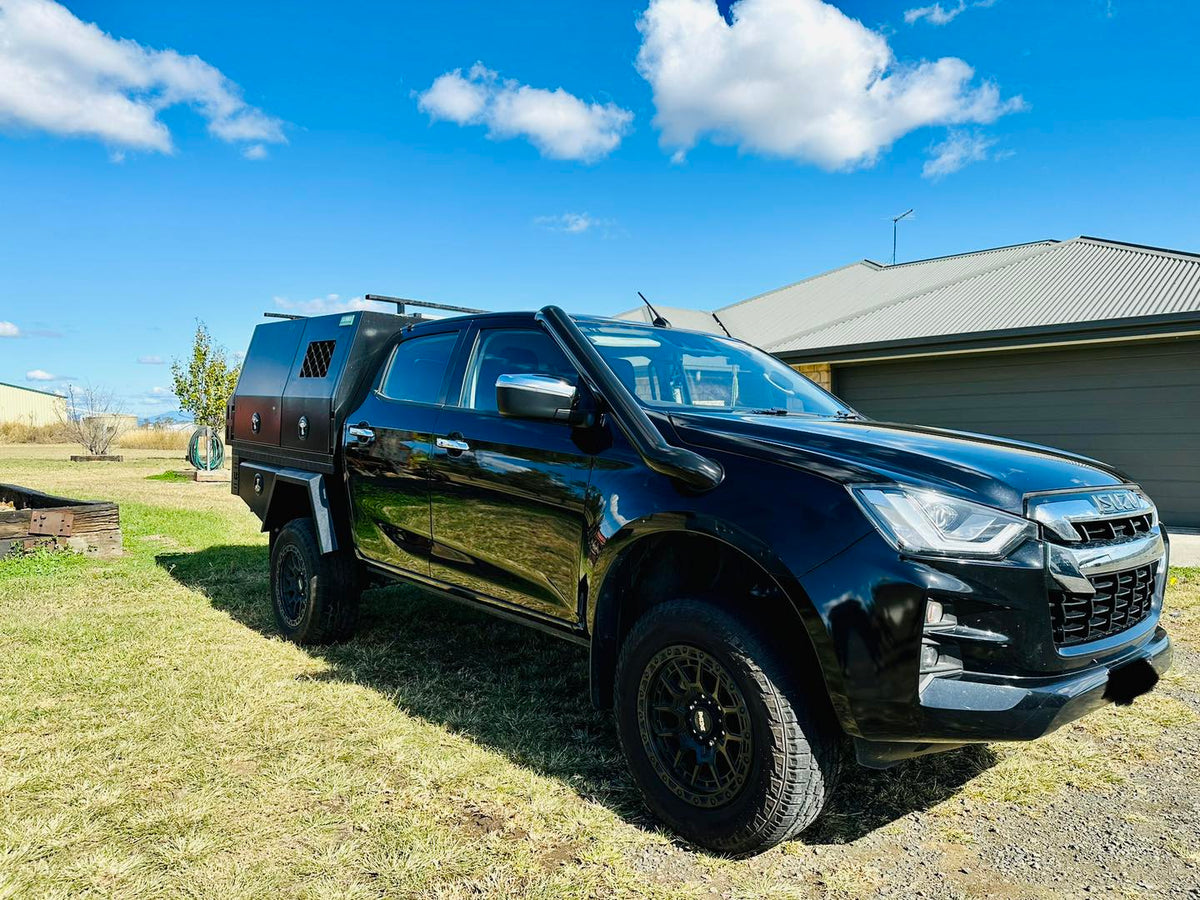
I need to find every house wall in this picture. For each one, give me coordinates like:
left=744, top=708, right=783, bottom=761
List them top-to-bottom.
left=790, top=362, right=832, bottom=391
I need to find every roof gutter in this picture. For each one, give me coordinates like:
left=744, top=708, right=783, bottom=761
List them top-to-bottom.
left=774, top=310, right=1200, bottom=366
left=0, top=381, right=67, bottom=399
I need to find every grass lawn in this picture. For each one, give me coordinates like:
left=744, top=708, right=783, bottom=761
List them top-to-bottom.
left=1, top=445, right=1198, bottom=898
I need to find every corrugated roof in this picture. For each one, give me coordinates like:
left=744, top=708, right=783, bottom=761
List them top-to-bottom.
left=610, top=236, right=1200, bottom=358
left=771, top=237, right=1200, bottom=354
left=717, top=240, right=1059, bottom=348
left=614, top=304, right=726, bottom=334
left=0, top=380, right=63, bottom=398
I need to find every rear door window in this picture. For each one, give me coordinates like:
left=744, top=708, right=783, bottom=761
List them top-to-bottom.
left=379, top=332, right=459, bottom=404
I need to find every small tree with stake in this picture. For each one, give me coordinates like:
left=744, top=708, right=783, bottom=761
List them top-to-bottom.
left=171, top=322, right=241, bottom=430
left=59, top=384, right=129, bottom=456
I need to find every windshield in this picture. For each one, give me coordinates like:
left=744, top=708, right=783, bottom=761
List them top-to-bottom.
left=578, top=323, right=856, bottom=417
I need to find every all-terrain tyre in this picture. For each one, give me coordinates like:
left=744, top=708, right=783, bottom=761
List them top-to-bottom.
left=270, top=517, right=361, bottom=644
left=613, top=599, right=840, bottom=857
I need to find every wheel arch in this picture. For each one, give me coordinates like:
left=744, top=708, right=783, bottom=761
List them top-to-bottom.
left=240, top=461, right=339, bottom=554
left=586, top=523, right=850, bottom=726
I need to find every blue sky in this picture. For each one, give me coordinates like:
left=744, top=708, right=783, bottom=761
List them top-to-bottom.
left=1, top=0, right=1198, bottom=417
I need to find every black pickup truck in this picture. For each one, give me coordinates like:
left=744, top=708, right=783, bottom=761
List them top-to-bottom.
left=229, top=305, right=1172, bottom=856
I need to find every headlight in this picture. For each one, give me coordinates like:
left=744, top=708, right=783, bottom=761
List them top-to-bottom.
left=851, top=485, right=1036, bottom=559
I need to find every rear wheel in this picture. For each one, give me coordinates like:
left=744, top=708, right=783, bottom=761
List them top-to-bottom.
left=270, top=518, right=360, bottom=644
left=614, top=599, right=840, bottom=856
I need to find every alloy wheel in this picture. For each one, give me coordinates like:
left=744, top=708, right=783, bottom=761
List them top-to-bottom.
left=276, top=545, right=309, bottom=627
left=636, top=644, right=755, bottom=808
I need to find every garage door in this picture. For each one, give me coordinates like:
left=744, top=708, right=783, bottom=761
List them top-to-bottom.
left=834, top=338, right=1200, bottom=528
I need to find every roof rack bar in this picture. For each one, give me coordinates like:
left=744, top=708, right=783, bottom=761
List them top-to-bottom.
left=365, top=294, right=486, bottom=316
left=264, top=312, right=306, bottom=320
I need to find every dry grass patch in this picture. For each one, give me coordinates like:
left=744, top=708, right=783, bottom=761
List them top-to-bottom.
left=0, top=421, right=66, bottom=443
left=118, top=427, right=190, bottom=451
left=1, top=445, right=1198, bottom=898
left=1165, top=567, right=1200, bottom=649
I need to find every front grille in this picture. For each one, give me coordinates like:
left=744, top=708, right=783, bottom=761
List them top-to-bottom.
left=299, top=340, right=336, bottom=378
left=1073, top=514, right=1154, bottom=543
left=1051, top=563, right=1157, bottom=647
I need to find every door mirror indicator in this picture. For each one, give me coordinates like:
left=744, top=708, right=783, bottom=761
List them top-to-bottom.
left=496, top=374, right=591, bottom=426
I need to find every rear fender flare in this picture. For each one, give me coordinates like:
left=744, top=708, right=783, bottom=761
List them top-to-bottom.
left=239, top=461, right=338, bottom=554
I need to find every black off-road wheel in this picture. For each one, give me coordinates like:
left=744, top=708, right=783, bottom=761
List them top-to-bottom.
left=270, top=518, right=361, bottom=644
left=614, top=599, right=840, bottom=857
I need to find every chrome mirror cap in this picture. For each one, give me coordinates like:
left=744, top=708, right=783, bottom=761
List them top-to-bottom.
left=495, top=373, right=581, bottom=423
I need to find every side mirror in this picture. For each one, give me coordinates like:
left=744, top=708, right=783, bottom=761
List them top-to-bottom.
left=496, top=374, right=592, bottom=425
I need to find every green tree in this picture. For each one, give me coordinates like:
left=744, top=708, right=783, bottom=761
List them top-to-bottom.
left=171, top=322, right=241, bottom=429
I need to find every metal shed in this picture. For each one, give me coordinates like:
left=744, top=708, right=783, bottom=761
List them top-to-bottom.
left=0, top=381, right=67, bottom=427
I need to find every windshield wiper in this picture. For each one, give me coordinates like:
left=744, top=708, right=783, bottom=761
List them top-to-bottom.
left=747, top=407, right=791, bottom=416
left=832, top=409, right=863, bottom=420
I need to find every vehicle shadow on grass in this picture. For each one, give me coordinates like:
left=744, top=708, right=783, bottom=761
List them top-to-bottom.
left=157, top=543, right=998, bottom=847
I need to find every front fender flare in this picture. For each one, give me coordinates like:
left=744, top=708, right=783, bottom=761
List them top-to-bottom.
left=585, top=516, right=855, bottom=728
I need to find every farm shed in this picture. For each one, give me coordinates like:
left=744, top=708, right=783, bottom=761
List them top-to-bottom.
left=619, top=237, right=1200, bottom=527
left=0, top=381, right=66, bottom=427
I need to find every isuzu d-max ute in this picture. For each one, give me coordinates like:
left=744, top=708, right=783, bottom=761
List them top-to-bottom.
left=229, top=305, right=1172, bottom=856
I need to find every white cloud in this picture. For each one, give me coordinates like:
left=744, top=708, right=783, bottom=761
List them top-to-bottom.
left=0, top=0, right=285, bottom=154
left=635, top=0, right=1023, bottom=169
left=905, top=0, right=997, bottom=26
left=417, top=62, right=633, bottom=162
left=418, top=66, right=489, bottom=124
left=922, top=129, right=997, bottom=178
left=242, top=143, right=268, bottom=160
left=534, top=212, right=613, bottom=234
left=271, top=294, right=457, bottom=320
left=272, top=294, right=396, bottom=316
left=0, top=321, right=19, bottom=337
left=137, top=355, right=164, bottom=364
left=26, top=368, right=57, bottom=381
left=142, top=386, right=173, bottom=404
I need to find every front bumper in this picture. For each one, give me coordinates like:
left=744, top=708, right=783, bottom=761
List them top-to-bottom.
left=797, top=518, right=1174, bottom=769
left=854, top=624, right=1172, bottom=768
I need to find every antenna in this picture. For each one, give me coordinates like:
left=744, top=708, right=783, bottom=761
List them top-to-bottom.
left=891, top=209, right=914, bottom=265
left=637, top=291, right=671, bottom=328
left=711, top=312, right=733, bottom=338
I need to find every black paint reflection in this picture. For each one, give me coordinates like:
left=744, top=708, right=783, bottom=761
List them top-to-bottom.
left=428, top=409, right=594, bottom=620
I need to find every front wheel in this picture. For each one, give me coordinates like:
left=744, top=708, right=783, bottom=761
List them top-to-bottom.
left=270, top=518, right=360, bottom=644
left=613, top=599, right=840, bottom=856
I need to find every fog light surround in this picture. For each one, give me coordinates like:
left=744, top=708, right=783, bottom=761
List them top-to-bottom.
left=924, top=600, right=944, bottom=626
left=918, top=638, right=963, bottom=683
left=920, top=643, right=941, bottom=671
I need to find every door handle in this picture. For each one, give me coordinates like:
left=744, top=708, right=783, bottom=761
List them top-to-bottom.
left=348, top=425, right=375, bottom=446
left=436, top=436, right=471, bottom=454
